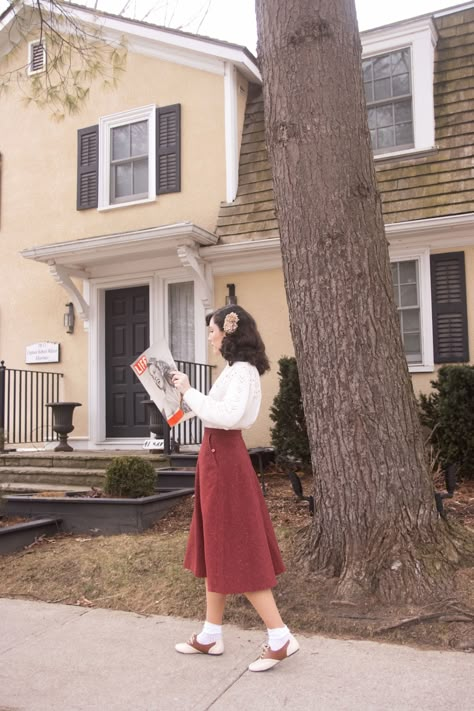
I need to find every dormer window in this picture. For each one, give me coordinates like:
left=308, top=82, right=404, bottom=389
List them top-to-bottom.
left=361, top=17, right=437, bottom=159
left=28, top=40, right=46, bottom=75
left=363, top=48, right=414, bottom=154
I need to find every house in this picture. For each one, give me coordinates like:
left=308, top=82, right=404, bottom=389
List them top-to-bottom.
left=0, top=2, right=473, bottom=451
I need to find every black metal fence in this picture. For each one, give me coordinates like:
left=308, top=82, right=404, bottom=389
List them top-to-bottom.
left=172, top=359, right=215, bottom=449
left=0, top=361, right=63, bottom=447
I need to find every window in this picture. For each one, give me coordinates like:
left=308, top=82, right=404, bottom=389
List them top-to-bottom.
left=361, top=17, right=437, bottom=158
left=28, top=40, right=46, bottom=75
left=364, top=48, right=413, bottom=154
left=78, top=104, right=180, bottom=211
left=99, top=105, right=156, bottom=209
left=110, top=120, right=149, bottom=204
left=389, top=249, right=433, bottom=372
left=391, top=260, right=421, bottom=363
left=168, top=282, right=195, bottom=362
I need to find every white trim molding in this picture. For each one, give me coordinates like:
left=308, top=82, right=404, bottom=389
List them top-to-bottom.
left=361, top=16, right=438, bottom=158
left=224, top=62, right=239, bottom=203
left=98, top=104, right=156, bottom=210
left=386, top=213, right=474, bottom=249
left=177, top=243, right=213, bottom=309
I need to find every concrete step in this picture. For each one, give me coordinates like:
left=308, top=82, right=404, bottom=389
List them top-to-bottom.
left=0, top=452, right=169, bottom=470
left=0, top=467, right=106, bottom=487
left=0, top=482, right=90, bottom=494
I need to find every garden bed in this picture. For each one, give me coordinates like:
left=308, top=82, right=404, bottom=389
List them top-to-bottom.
left=4, top=487, right=194, bottom=535
left=0, top=516, right=62, bottom=555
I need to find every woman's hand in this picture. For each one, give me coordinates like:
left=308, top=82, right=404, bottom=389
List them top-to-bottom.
left=171, top=370, right=191, bottom=395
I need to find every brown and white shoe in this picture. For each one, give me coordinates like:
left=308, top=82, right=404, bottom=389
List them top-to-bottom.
left=175, top=633, right=224, bottom=656
left=248, top=635, right=299, bottom=672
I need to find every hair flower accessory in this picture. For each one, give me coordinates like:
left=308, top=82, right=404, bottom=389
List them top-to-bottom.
left=223, top=312, right=239, bottom=335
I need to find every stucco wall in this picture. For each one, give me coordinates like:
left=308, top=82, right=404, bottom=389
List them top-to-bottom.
left=0, top=46, right=228, bottom=439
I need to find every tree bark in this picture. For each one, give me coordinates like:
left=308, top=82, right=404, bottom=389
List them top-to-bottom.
left=255, top=0, right=474, bottom=603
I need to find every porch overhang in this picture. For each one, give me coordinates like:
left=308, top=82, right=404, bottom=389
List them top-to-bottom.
left=21, top=222, right=218, bottom=320
left=21, top=222, right=218, bottom=271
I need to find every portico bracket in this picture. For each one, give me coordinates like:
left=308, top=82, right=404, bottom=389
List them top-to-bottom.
left=177, top=243, right=213, bottom=310
left=48, top=262, right=90, bottom=322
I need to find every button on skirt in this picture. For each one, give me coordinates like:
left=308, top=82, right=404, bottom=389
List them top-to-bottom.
left=184, top=427, right=285, bottom=594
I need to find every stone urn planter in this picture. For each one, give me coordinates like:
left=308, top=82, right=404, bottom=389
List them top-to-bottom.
left=46, top=402, right=82, bottom=452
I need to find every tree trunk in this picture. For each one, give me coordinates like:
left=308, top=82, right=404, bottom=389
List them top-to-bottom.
left=255, top=0, right=474, bottom=603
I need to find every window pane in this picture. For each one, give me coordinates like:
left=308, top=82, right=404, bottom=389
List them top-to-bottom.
left=392, top=48, right=411, bottom=75
left=373, top=54, right=391, bottom=79
left=362, top=61, right=373, bottom=82
left=392, top=73, right=410, bottom=97
left=374, top=77, right=391, bottom=101
left=364, top=82, right=374, bottom=102
left=394, top=100, right=412, bottom=124
left=376, top=104, right=393, bottom=128
left=367, top=108, right=376, bottom=130
left=131, top=120, right=148, bottom=156
left=395, top=123, right=414, bottom=146
left=112, top=125, right=130, bottom=160
left=377, top=126, right=395, bottom=148
left=369, top=129, right=376, bottom=149
left=133, top=158, right=148, bottom=195
left=115, top=164, right=132, bottom=198
left=399, top=260, right=416, bottom=284
left=391, top=263, right=399, bottom=286
left=168, top=282, right=195, bottom=362
left=400, top=284, right=418, bottom=307
left=402, top=309, right=420, bottom=332
left=404, top=333, right=421, bottom=360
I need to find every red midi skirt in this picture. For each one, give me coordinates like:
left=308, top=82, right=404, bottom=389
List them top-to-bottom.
left=184, top=428, right=285, bottom=594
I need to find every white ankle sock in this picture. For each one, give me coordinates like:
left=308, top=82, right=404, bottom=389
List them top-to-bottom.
left=196, top=620, right=222, bottom=645
left=267, top=625, right=290, bottom=651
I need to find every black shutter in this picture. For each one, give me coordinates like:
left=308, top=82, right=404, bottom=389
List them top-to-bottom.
left=156, top=104, right=181, bottom=194
left=77, top=125, right=99, bottom=210
left=431, top=252, right=469, bottom=363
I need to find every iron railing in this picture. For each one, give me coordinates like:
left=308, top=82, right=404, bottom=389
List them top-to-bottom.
left=172, top=359, right=215, bottom=449
left=0, top=361, right=63, bottom=447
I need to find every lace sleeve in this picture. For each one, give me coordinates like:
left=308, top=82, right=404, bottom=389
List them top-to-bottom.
left=183, top=365, right=251, bottom=428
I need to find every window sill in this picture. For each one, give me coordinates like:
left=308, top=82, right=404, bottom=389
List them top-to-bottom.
left=374, top=146, right=437, bottom=162
left=97, top=197, right=156, bottom=211
left=408, top=364, right=434, bottom=374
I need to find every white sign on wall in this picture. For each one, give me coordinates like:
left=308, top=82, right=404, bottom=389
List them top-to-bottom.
left=25, top=342, right=60, bottom=364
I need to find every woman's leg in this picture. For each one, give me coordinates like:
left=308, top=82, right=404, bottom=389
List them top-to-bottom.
left=205, top=579, right=227, bottom=624
left=244, top=589, right=283, bottom=628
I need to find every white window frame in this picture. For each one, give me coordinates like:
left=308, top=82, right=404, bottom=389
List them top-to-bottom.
left=361, top=18, right=437, bottom=160
left=27, top=39, right=46, bottom=76
left=98, top=104, right=156, bottom=210
left=389, top=247, right=434, bottom=373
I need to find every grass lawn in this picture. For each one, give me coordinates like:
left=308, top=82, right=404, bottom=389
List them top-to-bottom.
left=1, top=473, right=473, bottom=651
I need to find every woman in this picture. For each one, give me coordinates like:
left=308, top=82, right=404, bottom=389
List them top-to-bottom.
left=171, top=305, right=299, bottom=672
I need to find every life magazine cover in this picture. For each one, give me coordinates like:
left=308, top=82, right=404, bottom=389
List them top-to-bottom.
left=130, top=340, right=195, bottom=427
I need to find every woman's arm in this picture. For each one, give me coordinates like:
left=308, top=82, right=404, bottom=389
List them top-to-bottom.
left=173, top=366, right=251, bottom=428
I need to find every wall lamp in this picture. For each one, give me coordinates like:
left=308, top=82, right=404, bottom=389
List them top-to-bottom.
left=226, top=283, right=237, bottom=306
left=64, top=302, right=75, bottom=334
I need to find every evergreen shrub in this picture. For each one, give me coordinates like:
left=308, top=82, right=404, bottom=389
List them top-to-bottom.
left=270, top=356, right=311, bottom=473
left=419, top=365, right=474, bottom=480
left=104, top=456, right=156, bottom=498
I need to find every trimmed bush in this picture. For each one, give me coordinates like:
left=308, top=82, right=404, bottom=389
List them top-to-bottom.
left=270, top=356, right=311, bottom=473
left=419, top=365, right=474, bottom=480
left=104, top=456, right=156, bottom=498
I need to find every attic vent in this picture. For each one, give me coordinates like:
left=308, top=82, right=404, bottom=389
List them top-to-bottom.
left=28, top=41, right=46, bottom=75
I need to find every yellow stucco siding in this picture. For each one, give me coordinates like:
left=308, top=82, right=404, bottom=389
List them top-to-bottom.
left=212, top=269, right=292, bottom=448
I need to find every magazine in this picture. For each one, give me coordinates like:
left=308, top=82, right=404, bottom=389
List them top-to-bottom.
left=130, top=340, right=195, bottom=427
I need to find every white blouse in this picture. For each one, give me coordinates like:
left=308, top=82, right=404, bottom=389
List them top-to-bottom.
left=183, top=361, right=261, bottom=430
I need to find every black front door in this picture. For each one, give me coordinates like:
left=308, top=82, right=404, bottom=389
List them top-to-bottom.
left=105, top=286, right=149, bottom=438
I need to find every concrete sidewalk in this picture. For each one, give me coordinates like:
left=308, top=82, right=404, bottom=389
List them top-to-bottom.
left=0, top=598, right=472, bottom=711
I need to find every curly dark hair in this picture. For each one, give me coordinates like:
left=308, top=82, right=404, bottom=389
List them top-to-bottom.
left=206, top=305, right=270, bottom=375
